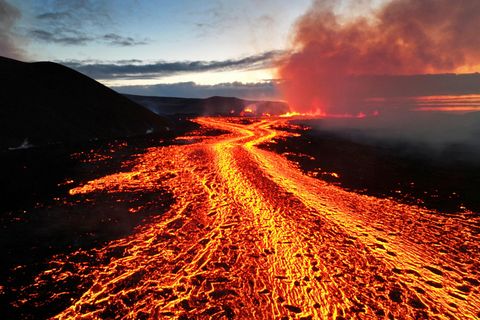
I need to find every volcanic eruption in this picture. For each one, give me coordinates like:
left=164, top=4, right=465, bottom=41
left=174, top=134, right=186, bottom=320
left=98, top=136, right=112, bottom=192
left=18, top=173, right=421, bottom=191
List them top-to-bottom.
left=276, top=0, right=480, bottom=115
left=2, top=1, right=480, bottom=319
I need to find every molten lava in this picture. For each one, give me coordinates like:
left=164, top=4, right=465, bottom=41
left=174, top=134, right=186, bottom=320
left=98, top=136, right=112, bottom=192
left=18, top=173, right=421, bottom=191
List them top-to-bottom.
left=22, top=117, right=480, bottom=319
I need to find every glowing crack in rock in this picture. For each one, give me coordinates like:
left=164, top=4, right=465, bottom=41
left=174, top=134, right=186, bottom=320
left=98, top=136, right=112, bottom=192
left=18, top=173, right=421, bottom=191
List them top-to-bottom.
left=26, top=117, right=480, bottom=319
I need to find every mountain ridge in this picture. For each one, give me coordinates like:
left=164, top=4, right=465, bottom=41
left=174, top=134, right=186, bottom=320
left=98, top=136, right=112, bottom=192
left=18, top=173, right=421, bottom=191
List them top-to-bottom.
left=0, top=56, right=171, bottom=150
left=123, top=93, right=290, bottom=116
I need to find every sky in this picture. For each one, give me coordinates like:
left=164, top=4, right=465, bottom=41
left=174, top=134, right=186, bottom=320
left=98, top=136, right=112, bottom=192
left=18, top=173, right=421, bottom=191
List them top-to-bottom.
left=2, top=0, right=314, bottom=98
left=2, top=0, right=479, bottom=106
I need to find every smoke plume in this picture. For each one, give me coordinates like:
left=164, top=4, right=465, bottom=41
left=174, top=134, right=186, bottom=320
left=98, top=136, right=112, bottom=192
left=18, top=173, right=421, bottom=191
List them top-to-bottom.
left=0, top=0, right=24, bottom=59
left=277, top=0, right=480, bottom=114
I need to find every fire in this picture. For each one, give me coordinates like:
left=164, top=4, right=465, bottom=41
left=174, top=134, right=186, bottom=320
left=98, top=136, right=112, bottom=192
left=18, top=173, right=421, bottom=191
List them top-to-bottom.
left=276, top=0, right=480, bottom=115
left=240, top=105, right=256, bottom=117
left=279, top=111, right=303, bottom=117
left=279, top=111, right=374, bottom=119
left=18, top=117, right=479, bottom=319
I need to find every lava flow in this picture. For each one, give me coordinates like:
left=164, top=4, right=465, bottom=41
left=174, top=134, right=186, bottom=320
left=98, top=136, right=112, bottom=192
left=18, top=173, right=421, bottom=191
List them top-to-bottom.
left=27, top=117, right=479, bottom=319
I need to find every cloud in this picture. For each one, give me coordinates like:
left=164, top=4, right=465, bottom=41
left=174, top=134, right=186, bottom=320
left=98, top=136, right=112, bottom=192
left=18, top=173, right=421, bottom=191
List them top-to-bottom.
left=0, top=0, right=24, bottom=59
left=35, top=0, right=111, bottom=27
left=29, top=1, right=146, bottom=47
left=36, top=11, right=71, bottom=20
left=29, top=28, right=148, bottom=47
left=29, top=29, right=92, bottom=45
left=101, top=33, right=148, bottom=46
left=61, top=50, right=282, bottom=80
left=112, top=81, right=280, bottom=100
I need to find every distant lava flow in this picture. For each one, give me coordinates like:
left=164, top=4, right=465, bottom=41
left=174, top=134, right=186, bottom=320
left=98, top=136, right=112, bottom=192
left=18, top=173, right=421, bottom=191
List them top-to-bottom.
left=31, top=117, right=478, bottom=319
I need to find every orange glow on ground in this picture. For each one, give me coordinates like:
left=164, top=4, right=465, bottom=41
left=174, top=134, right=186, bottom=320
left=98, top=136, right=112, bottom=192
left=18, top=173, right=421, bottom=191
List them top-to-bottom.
left=412, top=95, right=480, bottom=113
left=415, top=106, right=480, bottom=112
left=279, top=111, right=304, bottom=117
left=279, top=111, right=379, bottom=119
left=25, top=117, right=480, bottom=319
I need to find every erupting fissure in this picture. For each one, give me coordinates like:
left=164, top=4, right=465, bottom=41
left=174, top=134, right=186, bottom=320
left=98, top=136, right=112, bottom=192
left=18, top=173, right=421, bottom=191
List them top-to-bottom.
left=23, top=117, right=479, bottom=319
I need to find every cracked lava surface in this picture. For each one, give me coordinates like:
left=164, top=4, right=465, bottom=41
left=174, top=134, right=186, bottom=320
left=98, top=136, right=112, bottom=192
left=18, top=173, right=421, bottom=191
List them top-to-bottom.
left=22, top=117, right=480, bottom=319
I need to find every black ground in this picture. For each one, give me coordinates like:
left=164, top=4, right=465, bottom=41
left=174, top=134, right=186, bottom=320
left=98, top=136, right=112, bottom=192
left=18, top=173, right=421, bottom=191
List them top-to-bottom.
left=0, top=56, right=171, bottom=150
left=0, top=117, right=200, bottom=319
left=260, top=121, right=480, bottom=214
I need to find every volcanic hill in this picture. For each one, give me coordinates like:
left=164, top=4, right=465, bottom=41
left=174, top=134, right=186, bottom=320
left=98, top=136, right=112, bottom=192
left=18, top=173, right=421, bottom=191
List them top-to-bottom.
left=0, top=56, right=171, bottom=150
left=124, top=94, right=289, bottom=116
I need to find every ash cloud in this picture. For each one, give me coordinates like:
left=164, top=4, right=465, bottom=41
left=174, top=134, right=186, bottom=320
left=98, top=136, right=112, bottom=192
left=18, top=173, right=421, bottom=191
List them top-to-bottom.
left=0, top=0, right=24, bottom=59
left=277, top=0, right=480, bottom=114
left=62, top=51, right=282, bottom=80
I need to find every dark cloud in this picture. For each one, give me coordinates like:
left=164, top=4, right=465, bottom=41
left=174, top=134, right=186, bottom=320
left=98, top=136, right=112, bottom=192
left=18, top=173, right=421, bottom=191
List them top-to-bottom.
left=0, top=0, right=24, bottom=59
left=29, top=0, right=145, bottom=47
left=35, top=0, right=111, bottom=27
left=36, top=11, right=71, bottom=20
left=29, top=28, right=148, bottom=47
left=30, top=29, right=92, bottom=45
left=101, top=33, right=148, bottom=46
left=61, top=50, right=282, bottom=79
left=113, top=81, right=280, bottom=100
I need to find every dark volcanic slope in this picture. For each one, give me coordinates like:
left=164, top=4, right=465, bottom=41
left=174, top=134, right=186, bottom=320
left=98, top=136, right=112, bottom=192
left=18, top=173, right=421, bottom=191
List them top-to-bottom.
left=0, top=56, right=170, bottom=150
left=124, top=94, right=289, bottom=116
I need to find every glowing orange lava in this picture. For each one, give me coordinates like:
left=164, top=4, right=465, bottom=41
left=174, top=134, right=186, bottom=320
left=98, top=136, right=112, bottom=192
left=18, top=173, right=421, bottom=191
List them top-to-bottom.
left=279, top=112, right=304, bottom=118
left=28, top=117, right=480, bottom=319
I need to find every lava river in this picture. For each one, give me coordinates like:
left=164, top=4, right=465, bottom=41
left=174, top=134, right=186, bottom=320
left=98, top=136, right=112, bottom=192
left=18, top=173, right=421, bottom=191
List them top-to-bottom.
left=32, top=117, right=479, bottom=319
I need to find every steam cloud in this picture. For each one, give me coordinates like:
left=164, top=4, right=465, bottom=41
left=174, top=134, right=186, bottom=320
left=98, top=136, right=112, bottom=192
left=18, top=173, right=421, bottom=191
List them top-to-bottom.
left=0, top=0, right=23, bottom=59
left=277, top=0, right=480, bottom=114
